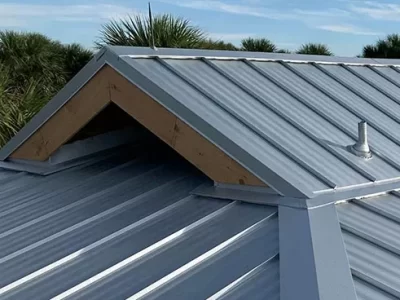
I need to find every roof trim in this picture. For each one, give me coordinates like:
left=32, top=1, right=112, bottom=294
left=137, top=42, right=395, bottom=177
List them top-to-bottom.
left=108, top=46, right=400, bottom=67
left=279, top=204, right=357, bottom=300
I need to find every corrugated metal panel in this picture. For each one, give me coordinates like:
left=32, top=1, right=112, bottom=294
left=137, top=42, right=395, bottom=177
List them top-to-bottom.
left=129, top=57, right=400, bottom=194
left=0, top=149, right=279, bottom=300
left=337, top=193, right=400, bottom=299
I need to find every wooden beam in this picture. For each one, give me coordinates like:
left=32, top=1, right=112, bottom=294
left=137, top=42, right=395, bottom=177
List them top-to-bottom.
left=107, top=66, right=265, bottom=186
left=11, top=67, right=111, bottom=161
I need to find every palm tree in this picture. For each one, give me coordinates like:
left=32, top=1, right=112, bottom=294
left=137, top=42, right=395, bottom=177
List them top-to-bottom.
left=97, top=14, right=206, bottom=49
left=0, top=31, right=66, bottom=95
left=0, top=31, right=93, bottom=148
left=362, top=34, right=400, bottom=58
left=240, top=38, right=277, bottom=52
left=199, top=39, right=238, bottom=51
left=57, top=43, right=93, bottom=82
left=296, top=43, right=333, bottom=56
left=275, top=49, right=291, bottom=54
left=0, top=65, right=48, bottom=147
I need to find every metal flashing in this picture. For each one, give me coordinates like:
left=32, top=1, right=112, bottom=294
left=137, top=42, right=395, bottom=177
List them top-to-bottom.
left=106, top=46, right=398, bottom=66
left=192, top=178, right=400, bottom=209
left=279, top=204, right=357, bottom=300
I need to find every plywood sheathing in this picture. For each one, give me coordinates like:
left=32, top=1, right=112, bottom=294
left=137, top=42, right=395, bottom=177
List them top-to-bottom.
left=11, top=65, right=266, bottom=186
left=11, top=67, right=111, bottom=161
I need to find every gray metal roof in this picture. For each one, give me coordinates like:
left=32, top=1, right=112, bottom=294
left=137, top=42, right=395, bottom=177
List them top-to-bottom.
left=4, top=47, right=400, bottom=198
left=1, top=138, right=400, bottom=299
left=0, top=146, right=279, bottom=300
left=337, top=193, right=400, bottom=299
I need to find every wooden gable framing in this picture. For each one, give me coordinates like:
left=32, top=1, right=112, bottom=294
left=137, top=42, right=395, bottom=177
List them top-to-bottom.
left=10, top=65, right=265, bottom=187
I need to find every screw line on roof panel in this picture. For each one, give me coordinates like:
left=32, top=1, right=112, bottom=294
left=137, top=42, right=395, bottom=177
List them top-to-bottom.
left=155, top=57, right=336, bottom=189
left=202, top=58, right=339, bottom=188
left=239, top=59, right=377, bottom=182
left=281, top=61, right=400, bottom=150
left=314, top=63, right=400, bottom=126
left=340, top=64, right=400, bottom=107
left=366, top=66, right=400, bottom=91
left=51, top=202, right=238, bottom=300
left=351, top=268, right=400, bottom=298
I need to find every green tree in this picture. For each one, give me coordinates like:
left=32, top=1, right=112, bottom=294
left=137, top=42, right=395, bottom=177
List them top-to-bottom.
left=97, top=14, right=206, bottom=48
left=0, top=31, right=93, bottom=147
left=0, top=31, right=65, bottom=95
left=362, top=34, right=400, bottom=58
left=240, top=38, right=277, bottom=52
left=199, top=39, right=238, bottom=51
left=58, top=43, right=93, bottom=82
left=296, top=43, right=333, bottom=56
left=275, top=49, right=291, bottom=53
left=0, top=66, right=48, bottom=147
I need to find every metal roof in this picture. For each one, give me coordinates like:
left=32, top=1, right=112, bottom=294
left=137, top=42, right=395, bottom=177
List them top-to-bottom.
left=4, top=47, right=400, bottom=198
left=119, top=51, right=400, bottom=197
left=0, top=137, right=399, bottom=299
left=0, top=146, right=279, bottom=300
left=337, top=192, right=400, bottom=299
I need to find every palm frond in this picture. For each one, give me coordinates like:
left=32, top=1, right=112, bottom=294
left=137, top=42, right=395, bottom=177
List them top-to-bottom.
left=96, top=14, right=206, bottom=48
left=240, top=38, right=277, bottom=52
left=296, top=43, right=333, bottom=56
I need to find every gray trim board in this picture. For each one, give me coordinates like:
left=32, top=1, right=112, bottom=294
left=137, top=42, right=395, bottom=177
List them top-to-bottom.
left=279, top=204, right=357, bottom=300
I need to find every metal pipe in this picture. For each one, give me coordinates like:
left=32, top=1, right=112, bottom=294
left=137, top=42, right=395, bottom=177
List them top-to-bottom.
left=351, top=121, right=372, bottom=158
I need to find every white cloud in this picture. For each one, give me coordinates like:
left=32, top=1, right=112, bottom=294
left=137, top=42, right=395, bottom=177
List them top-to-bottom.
left=160, top=0, right=351, bottom=21
left=350, top=1, right=400, bottom=21
left=0, top=3, right=136, bottom=27
left=317, top=24, right=382, bottom=35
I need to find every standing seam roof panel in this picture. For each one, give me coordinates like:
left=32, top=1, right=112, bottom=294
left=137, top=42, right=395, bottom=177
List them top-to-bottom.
left=129, top=58, right=329, bottom=192
left=163, top=59, right=371, bottom=187
left=213, top=60, right=400, bottom=182
left=263, top=61, right=400, bottom=173
left=291, top=64, right=400, bottom=143
left=320, top=65, right=400, bottom=121
left=348, top=66, right=400, bottom=102
left=373, top=67, right=400, bottom=86
left=337, top=193, right=400, bottom=299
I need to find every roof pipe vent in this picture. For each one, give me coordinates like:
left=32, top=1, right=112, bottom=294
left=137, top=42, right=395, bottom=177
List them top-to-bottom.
left=350, top=121, right=372, bottom=159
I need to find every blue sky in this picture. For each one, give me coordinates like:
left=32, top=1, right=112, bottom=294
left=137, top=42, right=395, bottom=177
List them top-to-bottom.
left=1, top=0, right=400, bottom=56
